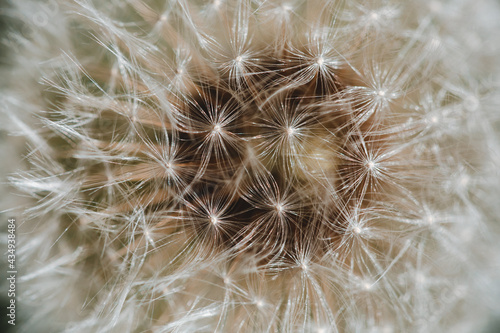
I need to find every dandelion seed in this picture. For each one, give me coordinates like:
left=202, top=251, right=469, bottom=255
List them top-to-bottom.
left=463, top=95, right=479, bottom=111
left=213, top=124, right=222, bottom=133
left=459, top=174, right=469, bottom=187
left=275, top=203, right=284, bottom=213
left=254, top=299, right=265, bottom=308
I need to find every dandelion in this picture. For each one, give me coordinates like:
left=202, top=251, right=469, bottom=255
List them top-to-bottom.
left=1, top=0, right=500, bottom=332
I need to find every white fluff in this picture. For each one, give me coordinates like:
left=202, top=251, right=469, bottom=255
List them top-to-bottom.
left=2, top=0, right=500, bottom=332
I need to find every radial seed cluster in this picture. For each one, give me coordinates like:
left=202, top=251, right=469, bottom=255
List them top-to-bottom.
left=3, top=0, right=500, bottom=332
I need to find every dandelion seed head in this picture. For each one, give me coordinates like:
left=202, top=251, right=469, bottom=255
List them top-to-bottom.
left=4, top=0, right=500, bottom=332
